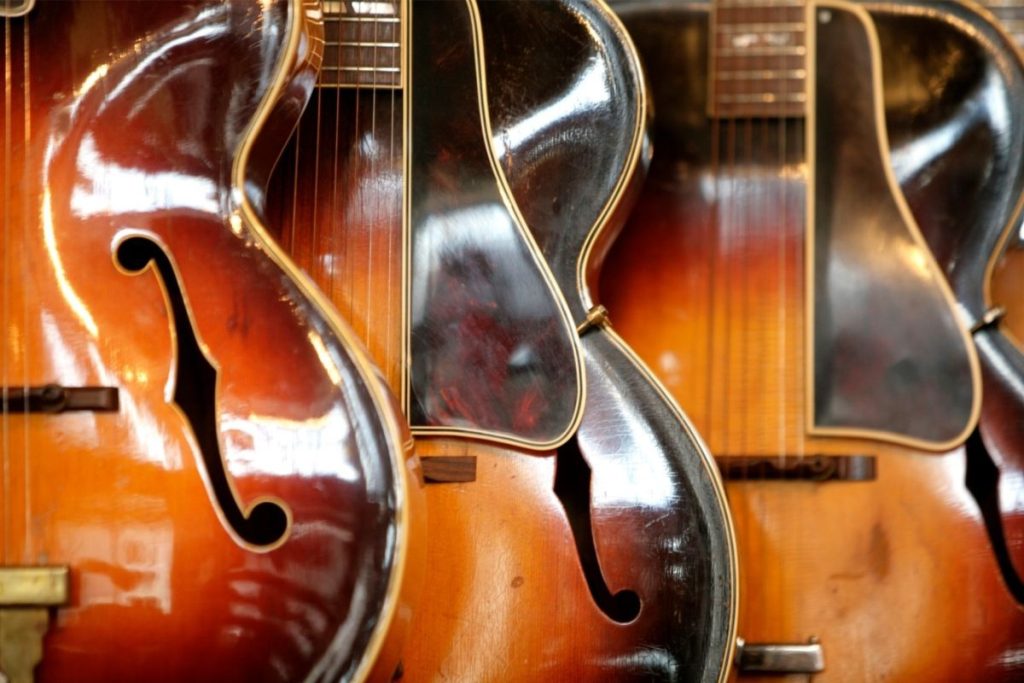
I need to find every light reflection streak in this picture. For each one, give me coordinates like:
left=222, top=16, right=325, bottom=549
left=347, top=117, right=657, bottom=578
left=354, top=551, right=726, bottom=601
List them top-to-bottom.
left=494, top=60, right=607, bottom=152
left=888, top=68, right=1006, bottom=187
left=71, top=135, right=220, bottom=218
left=41, top=188, right=99, bottom=338
left=413, top=202, right=554, bottom=322
left=308, top=330, right=344, bottom=386
left=581, top=375, right=676, bottom=509
left=220, top=411, right=359, bottom=481
left=62, top=521, right=173, bottom=614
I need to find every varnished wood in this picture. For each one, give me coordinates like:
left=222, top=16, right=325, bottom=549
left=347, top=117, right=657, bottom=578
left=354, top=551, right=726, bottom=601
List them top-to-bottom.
left=0, top=0, right=421, bottom=680
left=268, top=0, right=736, bottom=679
left=882, top=0, right=1024, bottom=614
left=602, top=2, right=1024, bottom=679
left=993, top=246, right=1024, bottom=344
left=420, top=455, right=476, bottom=483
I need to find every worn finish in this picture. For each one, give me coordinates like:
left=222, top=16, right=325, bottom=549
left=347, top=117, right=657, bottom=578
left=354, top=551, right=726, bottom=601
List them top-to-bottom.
left=269, top=0, right=735, bottom=679
left=407, top=0, right=582, bottom=447
left=482, top=0, right=736, bottom=679
left=877, top=0, right=1024, bottom=608
left=0, top=1, right=415, bottom=680
left=602, top=1, right=1024, bottom=679
left=813, top=7, right=975, bottom=441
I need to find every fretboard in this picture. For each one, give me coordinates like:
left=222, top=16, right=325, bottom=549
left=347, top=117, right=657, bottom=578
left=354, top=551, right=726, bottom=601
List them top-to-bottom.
left=320, top=0, right=402, bottom=88
left=710, top=0, right=808, bottom=118
left=984, top=1, right=1024, bottom=50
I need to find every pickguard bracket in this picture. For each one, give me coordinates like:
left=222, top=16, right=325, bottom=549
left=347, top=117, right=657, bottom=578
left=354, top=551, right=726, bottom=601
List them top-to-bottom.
left=576, top=305, right=610, bottom=336
left=970, top=307, right=1006, bottom=335
left=0, top=567, right=69, bottom=683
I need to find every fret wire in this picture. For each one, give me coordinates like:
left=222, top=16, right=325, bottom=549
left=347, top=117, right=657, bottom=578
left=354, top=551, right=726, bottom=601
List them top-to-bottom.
left=716, top=0, right=802, bottom=5
left=325, top=16, right=400, bottom=23
left=716, top=22, right=805, bottom=32
left=325, top=41, right=400, bottom=47
left=717, top=46, right=806, bottom=56
left=321, top=65, right=401, bottom=72
left=715, top=69, right=806, bottom=80
left=716, top=92, right=806, bottom=103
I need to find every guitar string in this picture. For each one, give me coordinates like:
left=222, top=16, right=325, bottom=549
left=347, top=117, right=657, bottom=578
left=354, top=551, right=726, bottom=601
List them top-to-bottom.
left=386, top=0, right=397, bottom=390
left=705, top=0, right=720, bottom=499
left=775, top=0, right=791, bottom=617
left=777, top=0, right=791, bottom=636
left=366, top=4, right=380, bottom=355
left=20, top=7, right=28, bottom=566
left=723, top=7, right=740, bottom=568
left=3, top=9, right=12, bottom=568
left=351, top=13, right=362, bottom=343
left=329, top=14, right=341, bottom=319
left=310, top=17, right=324, bottom=311
left=289, top=92, right=301, bottom=262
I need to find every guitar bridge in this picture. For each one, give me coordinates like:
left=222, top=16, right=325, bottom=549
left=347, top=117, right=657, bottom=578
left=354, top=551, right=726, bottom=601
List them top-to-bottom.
left=716, top=454, right=876, bottom=482
left=0, top=567, right=70, bottom=683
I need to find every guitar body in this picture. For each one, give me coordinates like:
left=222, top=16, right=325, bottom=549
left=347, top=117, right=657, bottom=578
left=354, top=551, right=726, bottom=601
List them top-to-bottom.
left=268, top=0, right=736, bottom=679
left=885, top=0, right=1024, bottom=601
left=0, top=1, right=417, bottom=681
left=602, top=1, right=1024, bottom=679
left=992, top=246, right=1024, bottom=344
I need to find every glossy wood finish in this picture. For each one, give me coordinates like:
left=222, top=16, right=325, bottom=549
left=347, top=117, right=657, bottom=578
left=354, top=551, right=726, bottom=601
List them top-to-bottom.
left=268, top=0, right=736, bottom=678
left=407, top=0, right=582, bottom=446
left=481, top=0, right=736, bottom=678
left=877, top=0, right=1024, bottom=607
left=0, top=1, right=415, bottom=680
left=601, top=2, right=1024, bottom=679
left=992, top=246, right=1024, bottom=343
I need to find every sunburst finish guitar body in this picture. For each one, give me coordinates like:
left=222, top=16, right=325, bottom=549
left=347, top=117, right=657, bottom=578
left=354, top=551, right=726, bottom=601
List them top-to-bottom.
left=267, top=0, right=737, bottom=679
left=602, top=0, right=1024, bottom=679
left=881, top=0, right=1024, bottom=612
left=0, top=1, right=422, bottom=680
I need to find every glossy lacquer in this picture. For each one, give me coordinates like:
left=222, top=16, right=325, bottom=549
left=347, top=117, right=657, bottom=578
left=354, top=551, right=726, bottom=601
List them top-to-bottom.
left=268, top=0, right=736, bottom=679
left=877, top=0, right=1024, bottom=610
left=0, top=1, right=415, bottom=680
left=602, top=1, right=1024, bottom=680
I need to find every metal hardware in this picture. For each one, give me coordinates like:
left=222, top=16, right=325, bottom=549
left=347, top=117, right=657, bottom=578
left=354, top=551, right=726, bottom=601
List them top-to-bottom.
left=576, top=305, right=610, bottom=336
left=970, top=306, right=1006, bottom=334
left=0, top=385, right=118, bottom=414
left=717, top=454, right=876, bottom=482
left=0, top=567, right=70, bottom=683
left=0, top=568, right=68, bottom=606
left=735, top=637, right=825, bottom=674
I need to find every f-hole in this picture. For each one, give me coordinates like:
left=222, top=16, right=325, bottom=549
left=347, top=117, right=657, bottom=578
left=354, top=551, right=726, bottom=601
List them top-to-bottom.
left=116, top=235, right=288, bottom=548
left=965, top=428, right=1024, bottom=605
left=554, top=435, right=641, bottom=623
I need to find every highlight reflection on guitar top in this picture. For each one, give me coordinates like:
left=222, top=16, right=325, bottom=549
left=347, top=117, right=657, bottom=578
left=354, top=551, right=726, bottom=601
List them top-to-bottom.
left=4, top=0, right=1024, bottom=681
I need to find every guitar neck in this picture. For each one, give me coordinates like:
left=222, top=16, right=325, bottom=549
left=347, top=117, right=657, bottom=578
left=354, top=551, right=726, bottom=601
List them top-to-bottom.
left=321, top=0, right=403, bottom=88
left=709, top=0, right=808, bottom=118
left=984, top=1, right=1024, bottom=50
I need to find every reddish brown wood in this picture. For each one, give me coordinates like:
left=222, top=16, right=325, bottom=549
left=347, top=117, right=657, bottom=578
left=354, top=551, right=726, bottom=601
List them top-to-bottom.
left=0, top=2, right=420, bottom=680
left=601, top=5, right=1024, bottom=680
